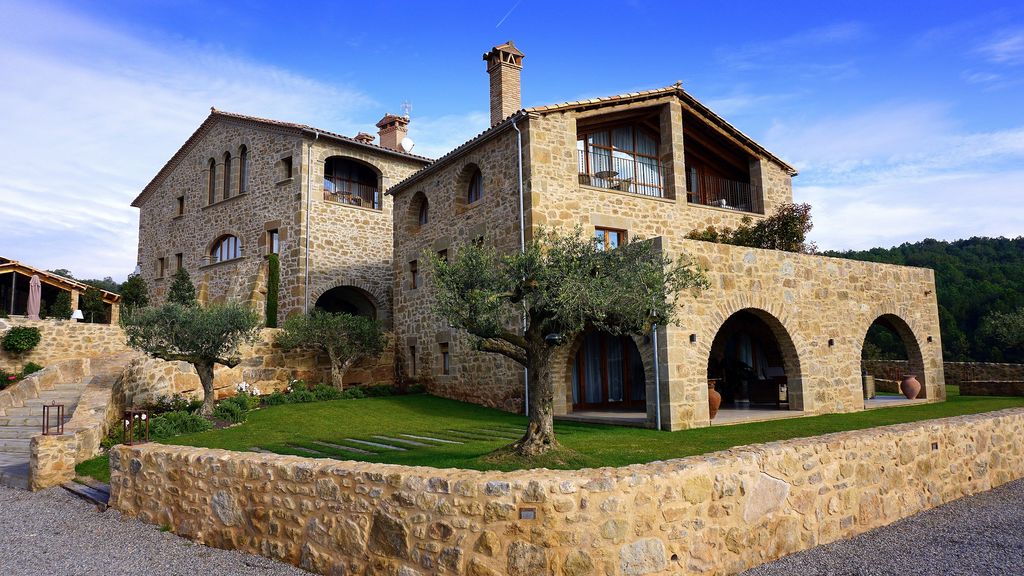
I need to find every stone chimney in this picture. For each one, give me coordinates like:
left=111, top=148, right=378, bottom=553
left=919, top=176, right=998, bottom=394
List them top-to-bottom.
left=483, top=41, right=525, bottom=126
left=376, top=114, right=409, bottom=151
left=354, top=132, right=375, bottom=145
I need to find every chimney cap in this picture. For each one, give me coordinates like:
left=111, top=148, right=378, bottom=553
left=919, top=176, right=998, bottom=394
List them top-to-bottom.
left=483, top=40, right=525, bottom=64
left=376, top=113, right=410, bottom=129
left=354, top=132, right=375, bottom=144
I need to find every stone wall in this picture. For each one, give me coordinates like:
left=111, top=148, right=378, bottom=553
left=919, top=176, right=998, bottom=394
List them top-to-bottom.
left=0, top=318, right=129, bottom=372
left=115, top=329, right=396, bottom=408
left=864, top=360, right=1024, bottom=386
left=959, top=381, right=1024, bottom=397
left=111, top=408, right=1024, bottom=576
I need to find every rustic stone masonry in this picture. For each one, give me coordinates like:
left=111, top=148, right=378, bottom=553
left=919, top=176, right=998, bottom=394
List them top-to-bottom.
left=390, top=79, right=944, bottom=429
left=133, top=111, right=428, bottom=325
left=0, top=318, right=129, bottom=372
left=110, top=408, right=1024, bottom=576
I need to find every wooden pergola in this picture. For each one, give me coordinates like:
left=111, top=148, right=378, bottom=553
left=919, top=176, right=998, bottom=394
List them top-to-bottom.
left=0, top=257, right=121, bottom=323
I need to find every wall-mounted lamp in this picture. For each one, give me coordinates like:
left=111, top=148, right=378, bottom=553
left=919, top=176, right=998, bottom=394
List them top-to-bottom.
left=71, top=310, right=84, bottom=322
left=689, top=334, right=697, bottom=344
left=927, top=336, right=933, bottom=343
left=827, top=338, right=835, bottom=347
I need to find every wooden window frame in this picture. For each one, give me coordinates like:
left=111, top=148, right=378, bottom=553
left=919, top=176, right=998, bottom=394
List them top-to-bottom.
left=577, top=123, right=663, bottom=195
left=176, top=195, right=185, bottom=216
left=594, top=227, right=627, bottom=251
left=268, top=229, right=280, bottom=254
left=211, top=235, right=242, bottom=264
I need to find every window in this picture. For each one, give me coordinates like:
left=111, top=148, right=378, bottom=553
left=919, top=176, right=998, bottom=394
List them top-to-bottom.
left=577, top=124, right=663, bottom=197
left=239, top=145, right=248, bottom=194
left=223, top=152, right=232, bottom=200
left=278, top=156, right=293, bottom=180
left=324, top=156, right=380, bottom=209
left=207, top=158, right=216, bottom=205
left=467, top=168, right=483, bottom=203
left=176, top=195, right=185, bottom=216
left=418, top=199, right=429, bottom=225
left=594, top=227, right=626, bottom=251
left=268, top=229, right=280, bottom=254
left=211, top=235, right=242, bottom=263
left=437, top=249, right=448, bottom=263
left=175, top=253, right=183, bottom=270
left=157, top=257, right=166, bottom=278
left=409, top=260, right=419, bottom=289
left=439, top=342, right=450, bottom=375
left=409, top=345, right=417, bottom=376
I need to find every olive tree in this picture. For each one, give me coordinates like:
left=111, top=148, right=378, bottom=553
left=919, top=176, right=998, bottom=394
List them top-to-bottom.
left=430, top=228, right=708, bottom=456
left=122, top=303, right=261, bottom=416
left=277, top=310, right=385, bottom=389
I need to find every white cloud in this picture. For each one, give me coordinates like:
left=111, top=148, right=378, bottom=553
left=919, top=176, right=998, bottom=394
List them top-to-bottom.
left=717, top=22, right=865, bottom=76
left=977, top=29, right=1024, bottom=65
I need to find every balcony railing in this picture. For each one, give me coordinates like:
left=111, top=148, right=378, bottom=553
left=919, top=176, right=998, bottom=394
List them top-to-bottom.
left=578, top=149, right=665, bottom=198
left=686, top=173, right=763, bottom=214
left=324, top=179, right=381, bottom=210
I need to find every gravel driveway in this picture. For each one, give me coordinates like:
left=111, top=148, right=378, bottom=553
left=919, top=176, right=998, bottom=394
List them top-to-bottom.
left=744, top=478, right=1024, bottom=576
left=2, top=479, right=1022, bottom=575
left=0, top=484, right=307, bottom=576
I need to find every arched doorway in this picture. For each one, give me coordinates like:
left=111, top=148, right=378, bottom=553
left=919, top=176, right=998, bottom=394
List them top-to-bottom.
left=314, top=286, right=377, bottom=319
left=707, top=309, right=802, bottom=412
left=861, top=314, right=927, bottom=398
left=570, top=330, right=646, bottom=410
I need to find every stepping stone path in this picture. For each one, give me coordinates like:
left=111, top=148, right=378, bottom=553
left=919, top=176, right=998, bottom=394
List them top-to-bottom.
left=257, top=426, right=529, bottom=460
left=401, top=433, right=463, bottom=444
left=372, top=435, right=431, bottom=447
left=345, top=439, right=406, bottom=451
left=311, top=440, right=373, bottom=455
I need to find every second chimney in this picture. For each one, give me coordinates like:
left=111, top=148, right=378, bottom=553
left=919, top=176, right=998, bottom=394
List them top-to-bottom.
left=483, top=41, right=525, bottom=126
left=376, top=114, right=409, bottom=151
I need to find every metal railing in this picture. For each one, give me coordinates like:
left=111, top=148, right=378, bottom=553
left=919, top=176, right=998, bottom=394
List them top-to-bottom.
left=577, top=149, right=665, bottom=198
left=686, top=173, right=763, bottom=214
left=324, top=179, right=380, bottom=210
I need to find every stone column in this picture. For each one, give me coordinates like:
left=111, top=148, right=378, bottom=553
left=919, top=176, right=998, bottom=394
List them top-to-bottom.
left=659, top=100, right=686, bottom=201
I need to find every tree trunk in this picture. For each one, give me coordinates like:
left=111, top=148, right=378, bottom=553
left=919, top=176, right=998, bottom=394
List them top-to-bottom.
left=511, top=344, right=557, bottom=456
left=329, top=354, right=356, bottom=390
left=196, top=362, right=216, bottom=417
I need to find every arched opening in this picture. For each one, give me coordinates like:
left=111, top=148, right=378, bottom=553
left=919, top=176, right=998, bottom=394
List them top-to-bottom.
left=223, top=151, right=232, bottom=200
left=323, top=156, right=381, bottom=209
left=207, top=158, right=216, bottom=205
left=406, top=191, right=429, bottom=233
left=210, top=235, right=241, bottom=263
left=314, top=286, right=377, bottom=319
left=707, top=309, right=802, bottom=417
left=861, top=314, right=927, bottom=401
left=570, top=330, right=646, bottom=411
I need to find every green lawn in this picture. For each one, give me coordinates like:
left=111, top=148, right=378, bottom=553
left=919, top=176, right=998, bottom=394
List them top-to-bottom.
left=77, top=386, right=1024, bottom=483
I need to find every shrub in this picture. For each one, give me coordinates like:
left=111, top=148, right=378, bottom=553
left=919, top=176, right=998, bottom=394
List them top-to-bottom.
left=685, top=203, right=817, bottom=254
left=265, top=253, right=280, bottom=328
left=167, top=268, right=197, bottom=307
left=2, top=326, right=42, bottom=354
left=20, top=362, right=44, bottom=377
left=0, top=368, right=19, bottom=389
left=261, top=391, right=288, bottom=406
left=144, top=393, right=203, bottom=415
left=212, top=400, right=246, bottom=423
left=148, top=410, right=212, bottom=438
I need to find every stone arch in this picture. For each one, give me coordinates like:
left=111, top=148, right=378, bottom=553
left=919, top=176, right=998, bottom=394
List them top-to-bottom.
left=455, top=162, right=483, bottom=210
left=405, top=191, right=429, bottom=234
left=205, top=230, right=245, bottom=264
left=310, top=279, right=390, bottom=325
left=314, top=285, right=379, bottom=319
left=701, top=303, right=804, bottom=412
left=859, top=312, right=928, bottom=397
left=553, top=328, right=649, bottom=414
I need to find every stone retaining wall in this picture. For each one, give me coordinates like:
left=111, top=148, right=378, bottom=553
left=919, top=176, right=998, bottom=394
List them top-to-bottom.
left=0, top=318, right=129, bottom=372
left=115, top=329, right=396, bottom=408
left=0, top=358, right=89, bottom=418
left=864, top=360, right=1024, bottom=386
left=959, top=381, right=1024, bottom=397
left=110, top=408, right=1024, bottom=575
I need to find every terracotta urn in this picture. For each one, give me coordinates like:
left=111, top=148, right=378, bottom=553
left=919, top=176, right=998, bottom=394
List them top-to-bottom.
left=900, top=375, right=922, bottom=400
left=708, top=379, right=722, bottom=419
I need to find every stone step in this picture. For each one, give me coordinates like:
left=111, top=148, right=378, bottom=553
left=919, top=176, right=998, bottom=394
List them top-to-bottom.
left=4, top=404, right=78, bottom=417
left=0, top=415, right=72, bottom=427
left=0, top=427, right=41, bottom=440
left=0, top=438, right=30, bottom=449
left=0, top=444, right=30, bottom=455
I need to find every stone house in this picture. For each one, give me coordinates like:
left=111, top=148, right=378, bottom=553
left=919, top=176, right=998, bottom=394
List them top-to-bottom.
left=388, top=42, right=945, bottom=430
left=132, top=109, right=430, bottom=329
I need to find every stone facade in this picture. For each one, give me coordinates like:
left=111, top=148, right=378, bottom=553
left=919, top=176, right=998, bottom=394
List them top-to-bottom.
left=390, top=87, right=944, bottom=429
left=133, top=111, right=428, bottom=326
left=0, top=318, right=129, bottom=372
left=110, top=407, right=1024, bottom=575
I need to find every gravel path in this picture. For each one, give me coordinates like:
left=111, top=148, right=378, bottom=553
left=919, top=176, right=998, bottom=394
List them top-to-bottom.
left=743, top=478, right=1024, bottom=576
left=0, top=484, right=307, bottom=576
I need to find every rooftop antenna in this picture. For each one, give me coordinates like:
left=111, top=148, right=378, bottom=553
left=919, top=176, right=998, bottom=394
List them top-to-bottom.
left=401, top=100, right=412, bottom=118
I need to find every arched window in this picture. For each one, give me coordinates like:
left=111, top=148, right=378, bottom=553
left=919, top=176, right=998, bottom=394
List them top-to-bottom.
left=238, top=145, right=248, bottom=194
left=223, top=152, right=232, bottom=200
left=324, top=156, right=381, bottom=209
left=207, top=158, right=216, bottom=205
left=467, top=168, right=483, bottom=203
left=418, top=198, right=429, bottom=225
left=211, top=235, right=241, bottom=263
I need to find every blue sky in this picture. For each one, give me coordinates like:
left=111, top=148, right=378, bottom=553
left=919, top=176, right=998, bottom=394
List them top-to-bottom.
left=1, top=0, right=1022, bottom=279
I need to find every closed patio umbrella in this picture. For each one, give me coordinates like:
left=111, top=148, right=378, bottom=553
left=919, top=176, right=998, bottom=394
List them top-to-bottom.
left=27, top=274, right=41, bottom=320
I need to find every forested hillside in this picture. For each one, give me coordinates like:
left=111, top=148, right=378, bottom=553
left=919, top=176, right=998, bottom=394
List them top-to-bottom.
left=826, top=237, right=1024, bottom=362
